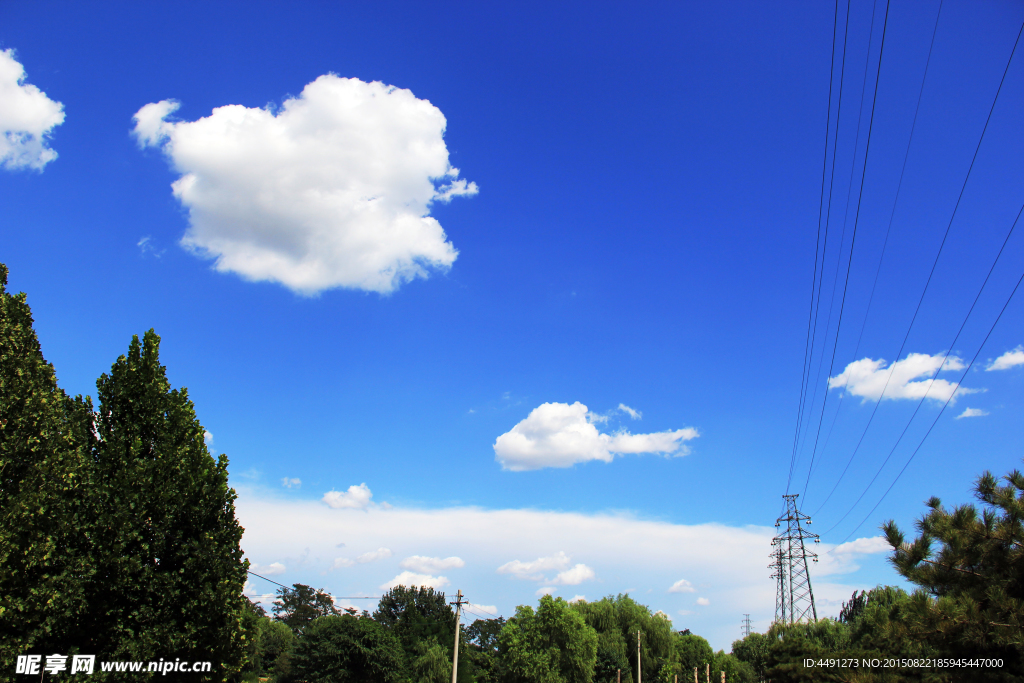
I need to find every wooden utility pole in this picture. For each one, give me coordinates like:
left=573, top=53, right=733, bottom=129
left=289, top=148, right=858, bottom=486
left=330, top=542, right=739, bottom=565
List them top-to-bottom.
left=450, top=590, right=465, bottom=683
left=636, top=630, right=642, bottom=683
left=705, top=663, right=710, bottom=683
left=693, top=666, right=697, bottom=683
left=617, top=670, right=621, bottom=683
left=720, top=672, right=725, bottom=683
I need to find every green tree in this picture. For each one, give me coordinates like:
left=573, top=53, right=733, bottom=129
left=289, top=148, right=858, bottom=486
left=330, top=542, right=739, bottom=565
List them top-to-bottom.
left=0, top=263, right=95, bottom=671
left=80, top=330, right=248, bottom=678
left=883, top=462, right=1024, bottom=681
left=273, top=583, right=341, bottom=633
left=499, top=595, right=598, bottom=683
left=571, top=595, right=675, bottom=683
left=291, top=614, right=406, bottom=683
left=466, top=617, right=506, bottom=683
left=731, top=632, right=770, bottom=682
left=673, top=633, right=714, bottom=683
left=712, top=650, right=756, bottom=683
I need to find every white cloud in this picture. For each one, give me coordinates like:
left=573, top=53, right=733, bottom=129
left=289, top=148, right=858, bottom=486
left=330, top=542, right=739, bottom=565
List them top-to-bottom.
left=0, top=49, right=64, bottom=171
left=131, top=76, right=477, bottom=295
left=987, top=346, right=1024, bottom=371
left=828, top=352, right=977, bottom=404
left=493, top=402, right=699, bottom=471
left=618, top=404, right=642, bottom=420
left=956, top=407, right=989, bottom=419
left=203, top=430, right=215, bottom=454
left=282, top=477, right=302, bottom=489
left=323, top=483, right=373, bottom=509
left=815, top=536, right=893, bottom=577
left=831, top=536, right=890, bottom=556
left=357, top=547, right=393, bottom=564
left=497, top=551, right=571, bottom=581
left=400, top=555, right=465, bottom=573
left=331, top=557, right=355, bottom=569
left=251, top=562, right=286, bottom=576
left=551, top=563, right=596, bottom=586
left=381, top=571, right=449, bottom=590
left=668, top=578, right=696, bottom=593
left=535, top=586, right=555, bottom=597
left=569, top=595, right=586, bottom=604
left=696, top=597, right=710, bottom=606
left=468, top=603, right=498, bottom=615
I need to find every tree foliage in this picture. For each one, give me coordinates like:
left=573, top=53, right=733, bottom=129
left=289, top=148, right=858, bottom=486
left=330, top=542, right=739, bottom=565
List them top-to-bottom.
left=273, top=583, right=341, bottom=633
left=499, top=595, right=598, bottom=683
left=291, top=614, right=405, bottom=683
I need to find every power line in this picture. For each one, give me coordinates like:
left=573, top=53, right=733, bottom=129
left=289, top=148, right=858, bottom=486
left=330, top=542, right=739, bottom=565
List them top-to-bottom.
left=788, top=0, right=851, bottom=495
left=801, top=0, right=892, bottom=500
left=804, top=0, right=945, bottom=504
left=809, top=15, right=1024, bottom=516
left=822, top=201, right=1024, bottom=538
left=832, top=261, right=1024, bottom=545
left=246, top=570, right=381, bottom=600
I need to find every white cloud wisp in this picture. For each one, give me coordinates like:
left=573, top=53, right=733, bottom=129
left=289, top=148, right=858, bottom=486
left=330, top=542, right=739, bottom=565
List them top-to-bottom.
left=0, top=49, right=64, bottom=171
left=132, top=76, right=477, bottom=294
left=987, top=346, right=1024, bottom=371
left=828, top=353, right=975, bottom=404
left=494, top=402, right=699, bottom=471
left=400, top=556, right=466, bottom=573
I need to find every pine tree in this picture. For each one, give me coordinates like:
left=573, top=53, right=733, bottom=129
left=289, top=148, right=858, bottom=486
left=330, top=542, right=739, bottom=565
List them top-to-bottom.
left=0, top=263, right=95, bottom=670
left=883, top=462, right=1024, bottom=681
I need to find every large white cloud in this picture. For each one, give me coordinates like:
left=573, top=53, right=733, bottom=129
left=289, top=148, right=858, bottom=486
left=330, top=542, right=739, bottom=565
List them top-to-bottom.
left=0, top=49, right=64, bottom=171
left=132, top=75, right=477, bottom=294
left=987, top=346, right=1024, bottom=371
left=828, top=352, right=976, bottom=404
left=493, top=402, right=699, bottom=471
left=235, top=487, right=887, bottom=650
left=381, top=571, right=450, bottom=590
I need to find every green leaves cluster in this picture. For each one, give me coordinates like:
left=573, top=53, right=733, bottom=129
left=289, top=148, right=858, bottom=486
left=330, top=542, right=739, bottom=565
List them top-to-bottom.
left=0, top=264, right=248, bottom=681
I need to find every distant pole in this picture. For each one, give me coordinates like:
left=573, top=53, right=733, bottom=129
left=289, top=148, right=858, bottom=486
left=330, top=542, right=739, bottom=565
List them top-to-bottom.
left=450, top=590, right=465, bottom=683
left=637, top=630, right=642, bottom=683
left=705, top=663, right=710, bottom=683
left=693, top=666, right=697, bottom=683
left=617, top=670, right=621, bottom=683
left=721, top=672, right=725, bottom=683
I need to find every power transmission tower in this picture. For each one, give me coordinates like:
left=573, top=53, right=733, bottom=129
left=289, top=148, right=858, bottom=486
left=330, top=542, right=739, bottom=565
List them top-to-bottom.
left=769, top=494, right=820, bottom=624
left=741, top=614, right=752, bottom=638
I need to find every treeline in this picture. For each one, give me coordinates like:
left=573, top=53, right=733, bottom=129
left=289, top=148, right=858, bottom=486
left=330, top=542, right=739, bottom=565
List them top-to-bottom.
left=0, top=263, right=248, bottom=681
left=243, top=586, right=757, bottom=683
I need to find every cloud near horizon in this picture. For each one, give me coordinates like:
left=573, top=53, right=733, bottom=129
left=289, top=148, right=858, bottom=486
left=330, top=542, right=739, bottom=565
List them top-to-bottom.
left=0, top=49, right=64, bottom=171
left=132, top=75, right=477, bottom=295
left=828, top=352, right=976, bottom=404
left=493, top=402, right=699, bottom=471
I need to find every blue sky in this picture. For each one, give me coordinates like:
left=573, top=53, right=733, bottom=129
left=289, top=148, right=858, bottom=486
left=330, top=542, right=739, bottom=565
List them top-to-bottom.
left=3, top=0, right=1024, bottom=650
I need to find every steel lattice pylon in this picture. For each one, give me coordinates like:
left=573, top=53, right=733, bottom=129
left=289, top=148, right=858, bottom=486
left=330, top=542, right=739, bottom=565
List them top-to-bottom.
left=769, top=494, right=820, bottom=624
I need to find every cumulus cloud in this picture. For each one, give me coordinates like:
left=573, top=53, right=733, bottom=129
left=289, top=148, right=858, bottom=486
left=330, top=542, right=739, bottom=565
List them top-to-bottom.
left=0, top=49, right=64, bottom=171
left=131, top=76, right=477, bottom=294
left=987, top=346, right=1024, bottom=371
left=828, top=352, right=976, bottom=404
left=494, top=402, right=699, bottom=471
left=956, top=407, right=989, bottom=419
left=282, top=477, right=302, bottom=489
left=323, top=483, right=373, bottom=509
left=816, top=536, right=892, bottom=576
left=831, top=536, right=890, bottom=556
left=357, top=547, right=393, bottom=564
left=497, top=551, right=571, bottom=581
left=400, top=555, right=465, bottom=573
left=331, top=557, right=355, bottom=569
left=251, top=562, right=286, bottom=576
left=550, top=564, right=596, bottom=586
left=381, top=571, right=449, bottom=590
left=668, top=578, right=696, bottom=593
left=535, top=586, right=555, bottom=597
left=696, top=597, right=710, bottom=606
left=468, top=603, right=498, bottom=615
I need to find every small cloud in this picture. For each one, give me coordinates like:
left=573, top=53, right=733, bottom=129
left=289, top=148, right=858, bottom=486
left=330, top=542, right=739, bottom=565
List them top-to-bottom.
left=0, top=49, right=65, bottom=171
left=137, top=236, right=165, bottom=258
left=986, top=346, right=1024, bottom=371
left=618, top=404, right=642, bottom=420
left=956, top=407, right=989, bottom=420
left=203, top=430, right=216, bottom=454
left=282, top=477, right=302, bottom=489
left=323, top=483, right=373, bottom=510
left=831, top=536, right=891, bottom=555
left=335, top=542, right=346, bottom=548
left=357, top=547, right=392, bottom=564
left=497, top=551, right=570, bottom=581
left=400, top=556, right=465, bottom=573
left=331, top=557, right=355, bottom=570
left=251, top=562, right=286, bottom=576
left=550, top=564, right=596, bottom=586
left=381, top=571, right=449, bottom=590
left=668, top=578, right=696, bottom=593
left=535, top=586, right=555, bottom=597
left=569, top=595, right=586, bottom=603
left=696, top=597, right=710, bottom=606
left=468, top=603, right=498, bottom=615
left=678, top=609, right=695, bottom=616
left=654, top=610, right=670, bottom=620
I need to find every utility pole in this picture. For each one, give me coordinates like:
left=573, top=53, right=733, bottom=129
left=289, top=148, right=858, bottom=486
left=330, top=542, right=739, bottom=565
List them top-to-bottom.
left=769, top=494, right=820, bottom=624
left=450, top=590, right=466, bottom=683
left=741, top=614, right=752, bottom=638
left=636, top=630, right=642, bottom=683
left=705, top=662, right=709, bottom=683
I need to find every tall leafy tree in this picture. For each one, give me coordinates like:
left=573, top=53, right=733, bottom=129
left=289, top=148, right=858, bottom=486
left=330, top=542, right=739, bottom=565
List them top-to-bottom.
left=0, top=264, right=95, bottom=668
left=81, top=330, right=248, bottom=678
left=273, top=583, right=340, bottom=633
left=374, top=585, right=461, bottom=671
left=499, top=595, right=598, bottom=683
left=572, top=595, right=675, bottom=683
left=291, top=614, right=405, bottom=683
